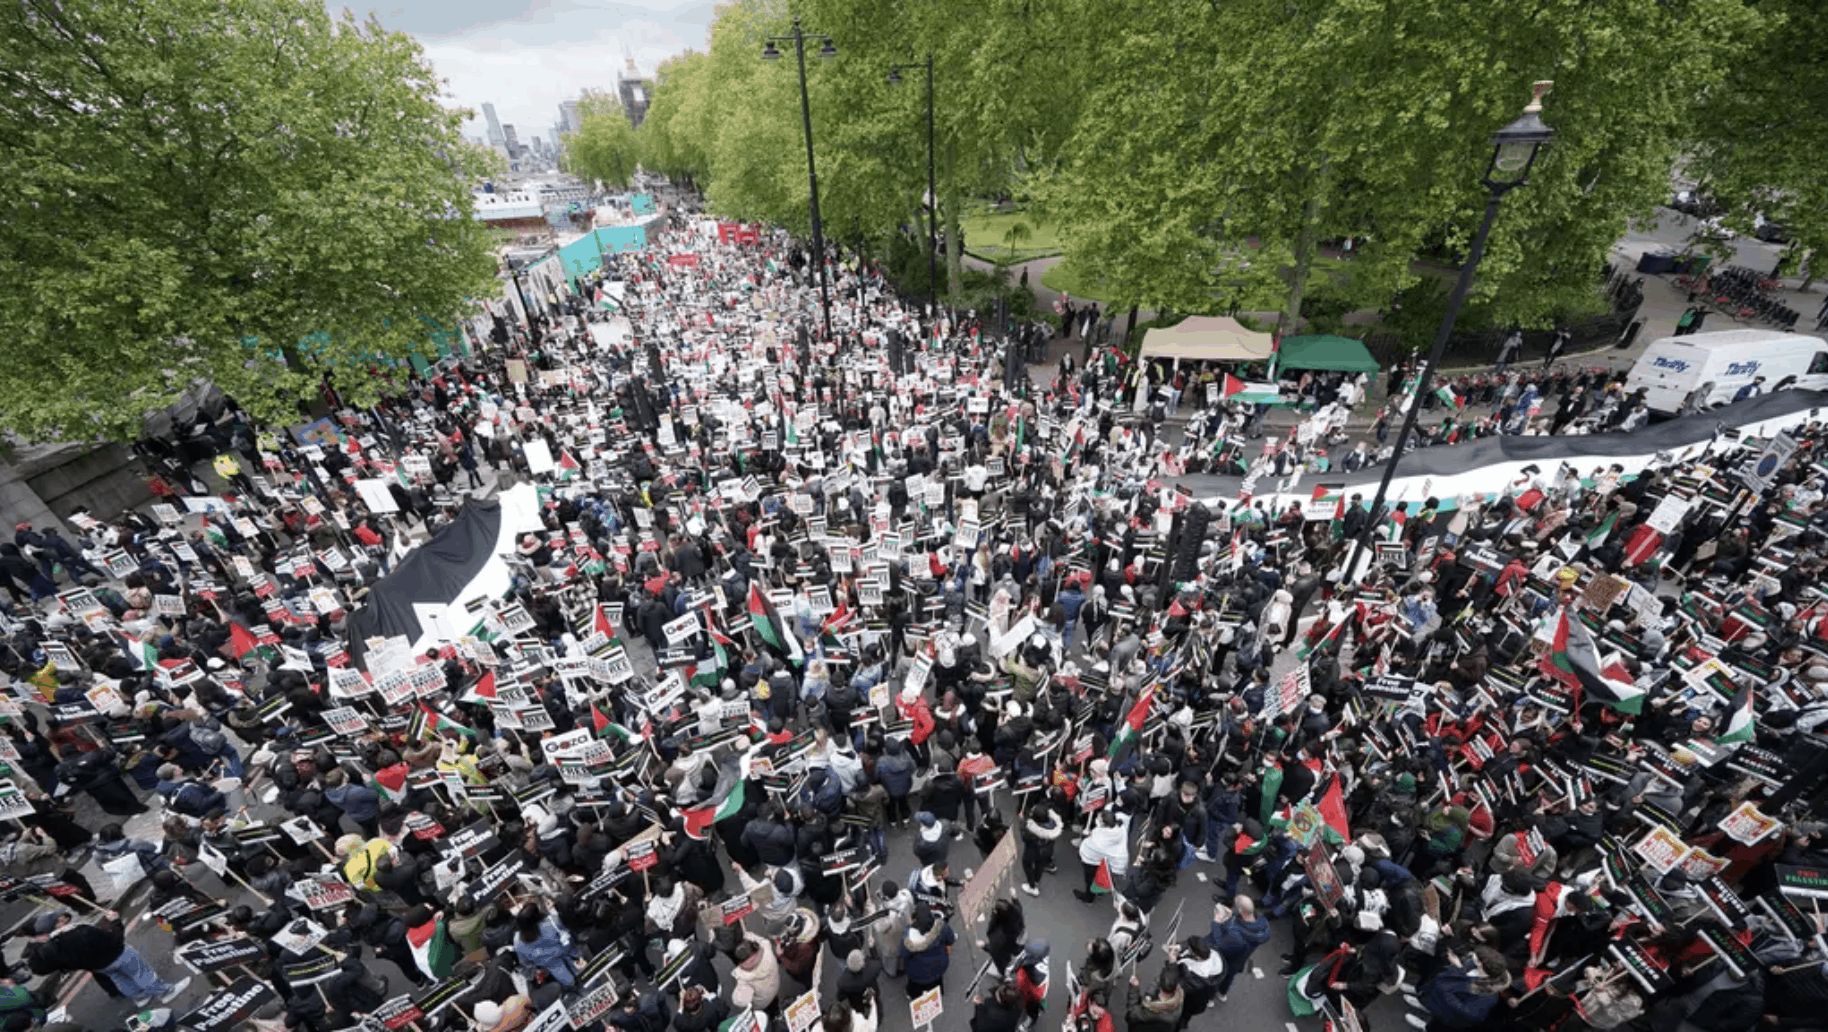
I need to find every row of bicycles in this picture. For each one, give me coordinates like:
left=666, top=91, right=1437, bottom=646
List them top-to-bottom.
left=1672, top=264, right=1803, bottom=330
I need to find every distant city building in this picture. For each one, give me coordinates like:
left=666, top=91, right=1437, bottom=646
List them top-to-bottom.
left=617, top=60, right=653, bottom=128
left=558, top=99, right=583, bottom=136
left=482, top=102, right=506, bottom=149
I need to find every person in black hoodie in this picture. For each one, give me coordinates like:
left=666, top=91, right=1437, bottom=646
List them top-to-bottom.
left=742, top=802, right=798, bottom=868
left=663, top=817, right=726, bottom=896
left=322, top=949, right=388, bottom=1026
left=970, top=979, right=1026, bottom=1032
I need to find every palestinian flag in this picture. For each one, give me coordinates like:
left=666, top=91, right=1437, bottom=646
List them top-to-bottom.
left=1221, top=374, right=1279, bottom=404
left=1434, top=384, right=1464, bottom=410
left=557, top=451, right=581, bottom=480
left=1310, top=484, right=1344, bottom=520
left=1585, top=512, right=1619, bottom=549
left=201, top=518, right=228, bottom=548
left=747, top=583, right=803, bottom=667
left=590, top=604, right=623, bottom=644
left=1539, top=608, right=1645, bottom=715
left=1295, top=618, right=1346, bottom=662
left=228, top=622, right=278, bottom=663
left=229, top=623, right=261, bottom=658
left=690, top=631, right=734, bottom=691
left=117, top=632, right=159, bottom=672
left=459, top=670, right=500, bottom=705
left=1106, top=684, right=1156, bottom=764
left=1716, top=684, right=1755, bottom=745
left=411, top=703, right=477, bottom=741
left=591, top=704, right=642, bottom=744
left=372, top=763, right=410, bottom=806
left=1315, top=774, right=1350, bottom=844
left=681, top=779, right=745, bottom=840
left=1090, top=858, right=1114, bottom=895
left=406, top=913, right=458, bottom=981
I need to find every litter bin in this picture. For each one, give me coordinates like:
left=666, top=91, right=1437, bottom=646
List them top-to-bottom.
left=1615, top=319, right=1643, bottom=350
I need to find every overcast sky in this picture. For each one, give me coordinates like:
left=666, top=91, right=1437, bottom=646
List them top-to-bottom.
left=342, top=0, right=716, bottom=144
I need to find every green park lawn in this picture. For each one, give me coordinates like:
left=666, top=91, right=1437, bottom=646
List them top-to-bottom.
left=958, top=206, right=1064, bottom=263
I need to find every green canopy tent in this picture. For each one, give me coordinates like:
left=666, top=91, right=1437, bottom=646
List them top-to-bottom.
left=1275, top=334, right=1381, bottom=373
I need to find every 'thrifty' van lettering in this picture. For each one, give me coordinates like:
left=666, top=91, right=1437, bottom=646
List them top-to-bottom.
left=1652, top=357, right=1690, bottom=372
left=1724, top=361, right=1761, bottom=376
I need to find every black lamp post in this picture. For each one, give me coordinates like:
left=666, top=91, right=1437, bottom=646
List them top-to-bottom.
left=763, top=19, right=837, bottom=340
left=888, top=54, right=938, bottom=326
left=1346, top=82, right=1556, bottom=580
left=504, top=259, right=535, bottom=338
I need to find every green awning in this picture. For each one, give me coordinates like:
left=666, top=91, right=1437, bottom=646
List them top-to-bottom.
left=1277, top=334, right=1380, bottom=373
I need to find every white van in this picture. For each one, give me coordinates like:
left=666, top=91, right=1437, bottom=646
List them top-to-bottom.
left=1624, top=329, right=1828, bottom=415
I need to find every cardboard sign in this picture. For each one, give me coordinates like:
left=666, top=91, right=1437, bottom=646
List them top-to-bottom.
left=1719, top=801, right=1782, bottom=845
left=177, top=937, right=264, bottom=974
left=179, top=978, right=278, bottom=1032
left=564, top=979, right=622, bottom=1029
left=909, top=987, right=944, bottom=1030
left=784, top=991, right=821, bottom=1032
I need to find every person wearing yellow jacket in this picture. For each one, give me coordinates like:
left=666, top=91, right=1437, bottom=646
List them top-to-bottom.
left=336, top=834, right=392, bottom=892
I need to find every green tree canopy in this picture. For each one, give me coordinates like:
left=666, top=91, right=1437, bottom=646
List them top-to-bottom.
left=0, top=0, right=500, bottom=442
left=1034, top=0, right=1754, bottom=331
left=1686, top=0, right=1826, bottom=272
left=565, top=89, right=641, bottom=188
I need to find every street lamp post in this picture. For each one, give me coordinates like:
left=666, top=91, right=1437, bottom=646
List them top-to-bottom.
left=764, top=19, right=837, bottom=340
left=888, top=54, right=938, bottom=327
left=1346, top=82, right=1556, bottom=580
left=505, top=260, right=536, bottom=339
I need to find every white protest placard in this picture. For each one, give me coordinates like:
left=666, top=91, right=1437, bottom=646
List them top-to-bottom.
left=524, top=440, right=556, bottom=476
left=354, top=478, right=398, bottom=513
left=1646, top=494, right=1691, bottom=535
left=663, top=612, right=701, bottom=647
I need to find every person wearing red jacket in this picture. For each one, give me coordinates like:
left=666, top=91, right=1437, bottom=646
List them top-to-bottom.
left=897, top=684, right=936, bottom=748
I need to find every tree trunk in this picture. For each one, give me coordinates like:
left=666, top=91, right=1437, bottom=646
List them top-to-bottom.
left=945, top=137, right=963, bottom=302
left=1277, top=155, right=1331, bottom=347
left=1125, top=306, right=1139, bottom=353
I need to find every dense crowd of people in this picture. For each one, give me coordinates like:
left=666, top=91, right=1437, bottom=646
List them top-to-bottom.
left=3, top=191, right=1828, bottom=1032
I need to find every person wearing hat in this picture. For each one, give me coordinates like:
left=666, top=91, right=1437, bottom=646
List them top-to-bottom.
left=24, top=908, right=190, bottom=1007
left=471, top=995, right=532, bottom=1032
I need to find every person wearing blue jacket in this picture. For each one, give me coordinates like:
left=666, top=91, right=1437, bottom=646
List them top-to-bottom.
left=1057, top=582, right=1087, bottom=649
left=877, top=738, right=917, bottom=826
left=322, top=768, right=380, bottom=836
left=1208, top=897, right=1272, bottom=1000
left=902, top=904, right=955, bottom=997
left=1412, top=948, right=1508, bottom=1031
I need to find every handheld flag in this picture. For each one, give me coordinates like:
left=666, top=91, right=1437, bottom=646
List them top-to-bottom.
left=747, top=583, right=804, bottom=667
left=1539, top=609, right=1644, bottom=715
left=1106, top=684, right=1156, bottom=764
left=1716, top=684, right=1754, bottom=745
left=412, top=703, right=477, bottom=741
left=682, top=778, right=745, bottom=840
left=1090, top=859, right=1114, bottom=895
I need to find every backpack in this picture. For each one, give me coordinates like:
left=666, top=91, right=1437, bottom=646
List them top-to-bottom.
left=187, top=718, right=227, bottom=755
